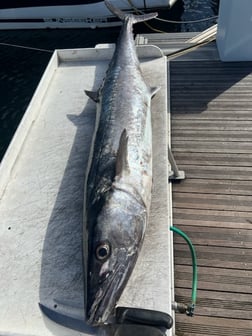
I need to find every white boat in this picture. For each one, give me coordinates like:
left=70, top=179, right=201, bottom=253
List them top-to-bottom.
left=0, top=0, right=178, bottom=29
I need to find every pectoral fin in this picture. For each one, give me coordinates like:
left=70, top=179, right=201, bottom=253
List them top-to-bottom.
left=150, top=86, right=160, bottom=98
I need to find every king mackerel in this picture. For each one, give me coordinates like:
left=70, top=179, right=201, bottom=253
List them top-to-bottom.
left=84, top=0, right=159, bottom=326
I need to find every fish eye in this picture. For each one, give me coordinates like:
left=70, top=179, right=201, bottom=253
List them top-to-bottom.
left=95, top=242, right=111, bottom=261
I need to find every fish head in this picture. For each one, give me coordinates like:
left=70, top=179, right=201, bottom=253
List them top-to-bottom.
left=86, top=188, right=147, bottom=326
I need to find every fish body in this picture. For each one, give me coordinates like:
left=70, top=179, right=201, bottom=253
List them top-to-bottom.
left=84, top=0, right=158, bottom=326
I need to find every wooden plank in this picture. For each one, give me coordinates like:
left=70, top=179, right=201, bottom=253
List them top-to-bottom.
left=171, top=46, right=220, bottom=62
left=170, top=60, right=252, bottom=70
left=170, top=66, right=252, bottom=76
left=170, top=70, right=252, bottom=80
left=171, top=78, right=252, bottom=87
left=171, top=79, right=252, bottom=88
left=172, top=79, right=252, bottom=87
left=171, top=85, right=252, bottom=94
left=171, top=86, right=252, bottom=94
left=171, top=94, right=252, bottom=104
left=171, top=104, right=252, bottom=113
left=171, top=104, right=252, bottom=115
left=171, top=112, right=252, bottom=120
left=172, top=119, right=252, bottom=131
left=172, top=130, right=252, bottom=142
left=171, top=141, right=252, bottom=154
left=173, top=153, right=252, bottom=167
left=171, top=165, right=252, bottom=180
left=172, top=178, right=252, bottom=195
left=173, top=192, right=252, bottom=212
left=173, top=207, right=252, bottom=229
left=172, top=225, right=252, bottom=248
left=174, top=244, right=252, bottom=270
left=175, top=265, right=252, bottom=294
left=175, top=288, right=252, bottom=320
left=177, top=288, right=252, bottom=304
left=175, top=314, right=252, bottom=336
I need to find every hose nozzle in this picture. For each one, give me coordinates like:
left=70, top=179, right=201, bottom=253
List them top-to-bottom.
left=172, top=302, right=195, bottom=317
left=186, top=303, right=195, bottom=317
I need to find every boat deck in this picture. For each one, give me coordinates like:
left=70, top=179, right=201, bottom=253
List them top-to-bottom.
left=170, top=47, right=252, bottom=335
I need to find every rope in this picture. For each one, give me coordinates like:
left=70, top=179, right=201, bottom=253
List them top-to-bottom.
left=156, top=15, right=218, bottom=24
left=0, top=42, right=53, bottom=53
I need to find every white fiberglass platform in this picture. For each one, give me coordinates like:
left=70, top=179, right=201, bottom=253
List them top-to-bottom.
left=0, top=45, right=174, bottom=335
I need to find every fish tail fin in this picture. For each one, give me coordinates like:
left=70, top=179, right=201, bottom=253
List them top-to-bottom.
left=105, top=0, right=158, bottom=24
left=131, top=12, right=158, bottom=24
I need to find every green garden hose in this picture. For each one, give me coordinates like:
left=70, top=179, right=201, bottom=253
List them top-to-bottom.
left=170, top=226, right=198, bottom=316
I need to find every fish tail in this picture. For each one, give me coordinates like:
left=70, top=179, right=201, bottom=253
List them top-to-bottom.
left=105, top=0, right=158, bottom=24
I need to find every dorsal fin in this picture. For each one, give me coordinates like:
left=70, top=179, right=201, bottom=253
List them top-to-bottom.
left=85, top=90, right=99, bottom=103
left=115, top=129, right=130, bottom=179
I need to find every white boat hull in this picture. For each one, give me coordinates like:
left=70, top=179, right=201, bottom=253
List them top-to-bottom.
left=0, top=0, right=177, bottom=29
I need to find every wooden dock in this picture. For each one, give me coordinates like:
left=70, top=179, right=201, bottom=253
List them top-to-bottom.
left=170, top=49, right=252, bottom=334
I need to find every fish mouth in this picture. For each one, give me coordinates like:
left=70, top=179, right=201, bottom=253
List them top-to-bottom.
left=86, top=262, right=129, bottom=326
